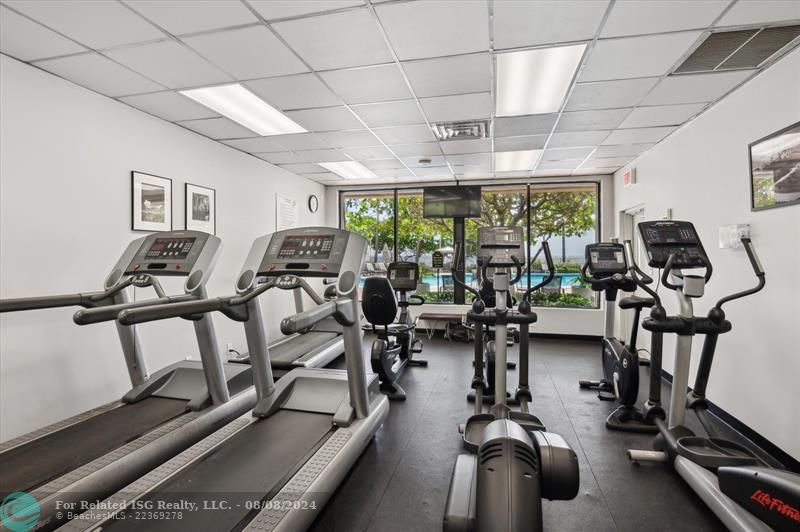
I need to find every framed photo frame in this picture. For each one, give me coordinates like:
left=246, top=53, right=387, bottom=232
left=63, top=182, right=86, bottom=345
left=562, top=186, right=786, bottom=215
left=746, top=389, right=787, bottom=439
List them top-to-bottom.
left=749, top=121, right=800, bottom=212
left=131, top=171, right=172, bottom=231
left=185, top=183, right=216, bottom=235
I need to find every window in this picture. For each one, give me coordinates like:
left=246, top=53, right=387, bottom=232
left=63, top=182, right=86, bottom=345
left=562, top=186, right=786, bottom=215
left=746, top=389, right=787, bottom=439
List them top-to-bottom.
left=339, top=181, right=599, bottom=308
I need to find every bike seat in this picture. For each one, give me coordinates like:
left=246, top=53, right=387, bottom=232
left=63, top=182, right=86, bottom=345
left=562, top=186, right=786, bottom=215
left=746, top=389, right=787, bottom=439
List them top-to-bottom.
left=619, top=295, right=655, bottom=310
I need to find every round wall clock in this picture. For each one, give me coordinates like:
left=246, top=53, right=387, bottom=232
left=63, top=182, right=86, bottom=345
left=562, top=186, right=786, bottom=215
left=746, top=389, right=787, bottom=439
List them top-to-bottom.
left=308, top=194, right=320, bottom=213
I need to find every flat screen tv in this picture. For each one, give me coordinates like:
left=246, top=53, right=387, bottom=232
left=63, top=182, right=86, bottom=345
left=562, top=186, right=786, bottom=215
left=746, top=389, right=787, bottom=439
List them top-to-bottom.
left=423, top=186, right=481, bottom=218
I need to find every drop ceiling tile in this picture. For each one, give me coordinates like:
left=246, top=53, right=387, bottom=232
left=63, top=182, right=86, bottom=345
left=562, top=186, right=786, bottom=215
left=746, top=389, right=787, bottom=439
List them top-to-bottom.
left=4, top=0, right=164, bottom=49
left=249, top=0, right=364, bottom=20
left=375, top=0, right=490, bottom=60
left=493, top=0, right=609, bottom=49
left=715, top=0, right=800, bottom=27
left=125, top=1, right=258, bottom=35
left=601, top=1, right=730, bottom=38
left=0, top=6, right=86, bottom=61
left=271, top=8, right=392, bottom=70
left=182, top=26, right=307, bottom=80
left=579, top=31, right=704, bottom=82
left=105, top=40, right=230, bottom=89
left=34, top=52, right=163, bottom=97
left=402, top=53, right=491, bottom=98
left=320, top=64, right=412, bottom=104
left=642, top=70, right=756, bottom=105
left=245, top=74, right=340, bottom=111
left=565, top=78, right=660, bottom=111
left=119, top=91, right=218, bottom=121
left=419, top=92, right=492, bottom=122
left=352, top=100, right=425, bottom=128
left=618, top=103, right=706, bottom=128
left=285, top=106, right=363, bottom=132
left=555, top=108, right=632, bottom=132
left=495, top=114, right=558, bottom=137
left=177, top=117, right=255, bottom=139
left=373, top=125, right=434, bottom=145
left=602, top=127, right=676, bottom=145
left=318, top=130, right=381, bottom=148
left=548, top=130, right=611, bottom=148
left=269, top=133, right=331, bottom=150
left=494, top=135, right=549, bottom=151
left=223, top=136, right=286, bottom=152
left=440, top=139, right=492, bottom=155
left=392, top=143, right=443, bottom=157
left=593, top=143, right=653, bottom=158
left=342, top=146, right=396, bottom=160
left=542, top=147, right=596, bottom=161
left=294, top=148, right=350, bottom=163
left=255, top=151, right=307, bottom=165
left=446, top=153, right=492, bottom=166
left=583, top=156, right=635, bottom=167
left=362, top=159, right=406, bottom=170
left=536, top=160, right=583, bottom=170
left=278, top=163, right=327, bottom=174
left=413, top=165, right=453, bottom=178
left=452, top=165, right=492, bottom=177
left=573, top=166, right=619, bottom=175
left=373, top=168, right=415, bottom=178
left=496, top=170, right=533, bottom=178
left=300, top=172, right=344, bottom=182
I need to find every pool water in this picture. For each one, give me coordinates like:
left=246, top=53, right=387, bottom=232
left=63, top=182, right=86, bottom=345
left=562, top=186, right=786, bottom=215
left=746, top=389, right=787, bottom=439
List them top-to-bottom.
left=421, top=273, right=579, bottom=288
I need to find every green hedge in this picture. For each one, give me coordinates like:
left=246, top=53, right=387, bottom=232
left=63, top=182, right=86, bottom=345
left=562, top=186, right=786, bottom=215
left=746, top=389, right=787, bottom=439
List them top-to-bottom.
left=529, top=260, right=583, bottom=273
left=422, top=291, right=455, bottom=303
left=531, top=292, right=593, bottom=308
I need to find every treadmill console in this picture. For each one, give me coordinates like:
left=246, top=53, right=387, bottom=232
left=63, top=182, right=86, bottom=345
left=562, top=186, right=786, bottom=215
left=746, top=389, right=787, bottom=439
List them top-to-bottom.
left=638, top=220, right=709, bottom=269
left=477, top=226, right=524, bottom=266
left=259, top=228, right=351, bottom=278
left=125, top=231, right=214, bottom=275
left=585, top=243, right=627, bottom=278
left=388, top=262, right=419, bottom=291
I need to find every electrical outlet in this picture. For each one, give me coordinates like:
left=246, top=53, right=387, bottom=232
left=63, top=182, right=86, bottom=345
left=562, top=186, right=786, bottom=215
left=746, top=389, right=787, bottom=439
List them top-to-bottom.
left=662, top=208, right=672, bottom=220
left=719, top=224, right=751, bottom=249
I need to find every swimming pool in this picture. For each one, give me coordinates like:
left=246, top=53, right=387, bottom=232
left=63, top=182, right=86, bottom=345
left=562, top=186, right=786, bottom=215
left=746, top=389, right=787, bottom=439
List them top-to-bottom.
left=421, top=272, right=580, bottom=288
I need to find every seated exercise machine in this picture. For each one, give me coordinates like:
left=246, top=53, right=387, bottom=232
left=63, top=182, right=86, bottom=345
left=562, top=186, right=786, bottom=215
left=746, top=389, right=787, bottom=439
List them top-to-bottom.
left=626, top=220, right=800, bottom=532
left=61, top=227, right=388, bottom=532
left=444, top=227, right=579, bottom=532
left=0, top=231, right=255, bottom=530
left=578, top=241, right=658, bottom=433
left=362, top=261, right=427, bottom=401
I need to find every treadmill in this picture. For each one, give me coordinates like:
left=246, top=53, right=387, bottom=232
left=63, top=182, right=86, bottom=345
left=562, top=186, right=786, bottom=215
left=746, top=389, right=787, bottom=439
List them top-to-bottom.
left=59, top=227, right=388, bottom=532
left=0, top=231, right=256, bottom=530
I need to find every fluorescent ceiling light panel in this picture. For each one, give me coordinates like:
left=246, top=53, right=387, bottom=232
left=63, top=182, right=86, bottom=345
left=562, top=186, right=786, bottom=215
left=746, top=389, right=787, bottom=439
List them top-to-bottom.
left=496, top=44, right=586, bottom=117
left=180, top=84, right=306, bottom=136
left=495, top=150, right=542, bottom=172
left=318, top=161, right=378, bottom=180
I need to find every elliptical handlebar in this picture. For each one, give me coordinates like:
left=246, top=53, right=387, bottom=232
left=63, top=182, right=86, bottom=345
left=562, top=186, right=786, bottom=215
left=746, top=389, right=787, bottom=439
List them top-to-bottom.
left=713, top=237, right=766, bottom=312
left=522, top=241, right=556, bottom=303
left=625, top=241, right=662, bottom=308
left=451, top=242, right=481, bottom=301
left=661, top=252, right=713, bottom=291
left=480, top=255, right=523, bottom=286
left=409, top=294, right=425, bottom=306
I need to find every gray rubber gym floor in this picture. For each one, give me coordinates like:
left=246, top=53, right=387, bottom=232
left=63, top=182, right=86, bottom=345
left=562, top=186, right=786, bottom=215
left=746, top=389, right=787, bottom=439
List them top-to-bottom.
left=310, top=335, right=773, bottom=532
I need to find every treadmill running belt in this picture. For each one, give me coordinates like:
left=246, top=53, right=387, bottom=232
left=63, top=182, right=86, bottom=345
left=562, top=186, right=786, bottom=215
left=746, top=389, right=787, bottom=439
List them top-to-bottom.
left=270, top=332, right=338, bottom=368
left=0, top=397, right=187, bottom=498
left=103, top=410, right=333, bottom=532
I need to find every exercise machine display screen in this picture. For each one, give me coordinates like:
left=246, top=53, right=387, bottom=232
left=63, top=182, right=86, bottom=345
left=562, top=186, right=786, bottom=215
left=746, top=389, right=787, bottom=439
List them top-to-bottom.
left=638, top=221, right=708, bottom=269
left=477, top=227, right=524, bottom=266
left=278, top=235, right=335, bottom=259
left=145, top=237, right=196, bottom=259
left=586, top=243, right=626, bottom=275
left=388, top=263, right=418, bottom=291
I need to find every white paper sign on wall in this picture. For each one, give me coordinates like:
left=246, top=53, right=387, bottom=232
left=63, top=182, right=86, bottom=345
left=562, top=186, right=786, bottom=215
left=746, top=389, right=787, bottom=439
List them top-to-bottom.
left=623, top=168, right=637, bottom=187
left=276, top=193, right=298, bottom=231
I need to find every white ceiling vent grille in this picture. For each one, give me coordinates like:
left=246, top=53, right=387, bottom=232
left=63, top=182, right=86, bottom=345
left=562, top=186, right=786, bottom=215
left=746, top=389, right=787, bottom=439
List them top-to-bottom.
left=674, top=25, right=800, bottom=74
left=432, top=120, right=490, bottom=141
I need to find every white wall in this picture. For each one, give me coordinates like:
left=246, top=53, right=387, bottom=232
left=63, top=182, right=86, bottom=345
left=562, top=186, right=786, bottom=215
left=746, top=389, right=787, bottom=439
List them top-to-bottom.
left=613, top=48, right=800, bottom=459
left=0, top=55, right=326, bottom=441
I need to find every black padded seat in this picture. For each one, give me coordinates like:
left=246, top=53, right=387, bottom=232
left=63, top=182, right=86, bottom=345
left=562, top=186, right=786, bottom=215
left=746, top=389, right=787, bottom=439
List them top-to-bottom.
left=362, top=277, right=398, bottom=326
left=619, top=295, right=655, bottom=310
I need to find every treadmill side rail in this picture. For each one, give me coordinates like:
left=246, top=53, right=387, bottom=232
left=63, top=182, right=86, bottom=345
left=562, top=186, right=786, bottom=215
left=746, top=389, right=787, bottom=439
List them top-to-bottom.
left=444, top=454, right=478, bottom=532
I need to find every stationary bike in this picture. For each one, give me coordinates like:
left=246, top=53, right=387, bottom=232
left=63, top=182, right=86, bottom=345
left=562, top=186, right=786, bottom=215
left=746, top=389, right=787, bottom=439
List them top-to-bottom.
left=578, top=242, right=658, bottom=433
left=361, top=261, right=427, bottom=401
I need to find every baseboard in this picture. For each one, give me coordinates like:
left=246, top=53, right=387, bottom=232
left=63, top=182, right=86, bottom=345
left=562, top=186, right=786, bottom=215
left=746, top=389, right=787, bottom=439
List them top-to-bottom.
left=529, top=333, right=602, bottom=342
left=661, top=371, right=800, bottom=473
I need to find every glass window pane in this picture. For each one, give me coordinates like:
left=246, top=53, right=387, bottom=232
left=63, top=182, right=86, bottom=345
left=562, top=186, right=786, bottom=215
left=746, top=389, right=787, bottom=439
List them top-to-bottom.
left=529, top=183, right=599, bottom=309
left=397, top=190, right=454, bottom=304
left=341, top=191, right=395, bottom=298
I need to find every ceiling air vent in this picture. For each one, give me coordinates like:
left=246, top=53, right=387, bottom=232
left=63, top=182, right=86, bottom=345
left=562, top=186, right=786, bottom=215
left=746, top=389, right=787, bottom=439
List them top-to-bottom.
left=674, top=24, right=800, bottom=74
left=432, top=120, right=490, bottom=141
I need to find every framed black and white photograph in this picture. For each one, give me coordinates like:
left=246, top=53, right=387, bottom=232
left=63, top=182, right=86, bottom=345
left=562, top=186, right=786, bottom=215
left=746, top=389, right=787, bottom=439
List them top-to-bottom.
left=749, top=121, right=800, bottom=211
left=131, top=171, right=172, bottom=231
left=185, top=183, right=216, bottom=235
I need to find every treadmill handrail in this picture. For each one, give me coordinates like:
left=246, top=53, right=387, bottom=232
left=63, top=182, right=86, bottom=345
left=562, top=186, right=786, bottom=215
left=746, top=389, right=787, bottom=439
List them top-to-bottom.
left=0, top=276, right=135, bottom=313
left=74, top=294, right=197, bottom=325
left=281, top=297, right=355, bottom=335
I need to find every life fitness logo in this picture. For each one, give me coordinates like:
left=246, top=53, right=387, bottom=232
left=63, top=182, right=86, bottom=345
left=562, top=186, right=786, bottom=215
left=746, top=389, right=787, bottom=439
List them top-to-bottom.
left=750, top=489, right=800, bottom=524
left=0, top=492, right=40, bottom=532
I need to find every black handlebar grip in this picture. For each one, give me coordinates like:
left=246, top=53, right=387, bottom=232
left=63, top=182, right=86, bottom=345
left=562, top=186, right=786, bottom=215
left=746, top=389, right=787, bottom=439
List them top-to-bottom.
left=740, top=237, right=765, bottom=277
left=541, top=241, right=555, bottom=273
left=0, top=294, right=84, bottom=313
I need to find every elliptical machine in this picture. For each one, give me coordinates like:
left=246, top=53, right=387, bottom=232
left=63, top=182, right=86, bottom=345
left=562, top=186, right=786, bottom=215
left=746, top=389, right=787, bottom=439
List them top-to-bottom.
left=627, top=220, right=800, bottom=532
left=444, top=227, right=579, bottom=532
left=578, top=241, right=658, bottom=433
left=362, top=261, right=427, bottom=401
